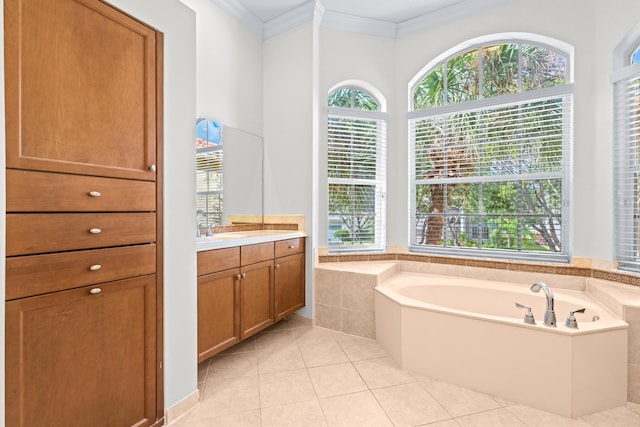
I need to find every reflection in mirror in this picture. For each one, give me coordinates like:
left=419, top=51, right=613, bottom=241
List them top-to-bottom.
left=195, top=118, right=263, bottom=235
left=196, top=118, right=223, bottom=229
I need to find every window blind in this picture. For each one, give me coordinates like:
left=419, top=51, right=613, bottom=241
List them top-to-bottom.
left=614, top=62, right=640, bottom=270
left=409, top=89, right=571, bottom=260
left=328, top=111, right=386, bottom=252
left=196, top=147, right=223, bottom=227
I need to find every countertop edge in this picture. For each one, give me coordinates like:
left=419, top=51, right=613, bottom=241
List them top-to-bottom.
left=196, top=231, right=306, bottom=252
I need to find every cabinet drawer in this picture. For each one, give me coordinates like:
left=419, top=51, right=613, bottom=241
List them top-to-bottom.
left=7, top=169, right=156, bottom=212
left=6, top=213, right=156, bottom=256
left=275, top=237, right=305, bottom=258
left=241, top=242, right=274, bottom=266
left=6, top=244, right=156, bottom=300
left=197, top=247, right=240, bottom=276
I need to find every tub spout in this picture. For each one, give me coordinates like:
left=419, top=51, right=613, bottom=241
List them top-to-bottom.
left=530, top=281, right=556, bottom=327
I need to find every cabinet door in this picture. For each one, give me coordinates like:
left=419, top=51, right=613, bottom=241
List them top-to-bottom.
left=4, top=0, right=157, bottom=180
left=275, top=252, right=306, bottom=321
left=240, top=260, right=274, bottom=339
left=198, top=269, right=240, bottom=362
left=6, top=275, right=157, bottom=427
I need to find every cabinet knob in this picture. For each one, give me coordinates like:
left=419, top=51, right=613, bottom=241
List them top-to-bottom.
left=149, top=164, right=157, bottom=172
left=88, top=191, right=101, bottom=197
left=89, top=228, right=102, bottom=234
left=288, top=245, right=294, bottom=249
left=89, top=264, right=102, bottom=271
left=275, top=264, right=280, bottom=269
left=241, top=273, right=246, bottom=279
left=236, top=274, right=242, bottom=280
left=89, top=288, right=102, bottom=295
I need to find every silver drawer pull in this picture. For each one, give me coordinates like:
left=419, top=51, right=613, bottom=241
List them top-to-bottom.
left=149, top=164, right=157, bottom=172
left=88, top=191, right=101, bottom=197
left=89, top=228, right=102, bottom=234
left=288, top=245, right=294, bottom=249
left=89, top=264, right=102, bottom=271
left=275, top=264, right=280, bottom=269
left=241, top=273, right=246, bottom=279
left=236, top=274, right=242, bottom=280
left=90, top=288, right=102, bottom=295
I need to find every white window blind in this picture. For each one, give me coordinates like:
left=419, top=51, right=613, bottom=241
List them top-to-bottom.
left=614, top=61, right=640, bottom=271
left=409, top=88, right=572, bottom=261
left=328, top=107, right=386, bottom=252
left=196, top=146, right=223, bottom=227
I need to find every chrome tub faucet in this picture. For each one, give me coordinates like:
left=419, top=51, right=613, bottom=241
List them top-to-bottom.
left=530, top=281, right=556, bottom=327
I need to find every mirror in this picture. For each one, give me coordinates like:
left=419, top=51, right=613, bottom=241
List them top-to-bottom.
left=196, top=118, right=263, bottom=233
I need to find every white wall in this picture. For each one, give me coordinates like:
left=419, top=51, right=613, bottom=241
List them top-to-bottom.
left=181, top=0, right=263, bottom=135
left=263, top=23, right=316, bottom=317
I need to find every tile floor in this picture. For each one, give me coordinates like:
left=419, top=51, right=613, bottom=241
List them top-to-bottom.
left=169, top=315, right=640, bottom=426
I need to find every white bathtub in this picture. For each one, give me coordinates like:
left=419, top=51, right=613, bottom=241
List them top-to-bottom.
left=375, top=272, right=628, bottom=418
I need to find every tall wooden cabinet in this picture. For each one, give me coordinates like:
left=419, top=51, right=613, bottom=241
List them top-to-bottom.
left=4, top=0, right=164, bottom=425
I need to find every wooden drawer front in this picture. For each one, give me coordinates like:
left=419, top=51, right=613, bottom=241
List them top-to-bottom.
left=7, top=169, right=156, bottom=212
left=7, top=213, right=156, bottom=256
left=275, top=237, right=305, bottom=258
left=241, top=242, right=274, bottom=266
left=6, top=244, right=156, bottom=300
left=197, top=247, right=240, bottom=276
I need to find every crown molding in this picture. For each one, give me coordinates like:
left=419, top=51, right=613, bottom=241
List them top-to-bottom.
left=208, top=0, right=263, bottom=38
left=211, top=0, right=518, bottom=40
left=398, top=0, right=516, bottom=37
left=263, top=1, right=320, bottom=39
left=321, top=10, right=397, bottom=39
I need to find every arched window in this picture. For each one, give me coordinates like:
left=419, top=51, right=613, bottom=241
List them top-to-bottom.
left=614, top=34, right=640, bottom=271
left=409, top=37, right=572, bottom=261
left=327, top=85, right=386, bottom=252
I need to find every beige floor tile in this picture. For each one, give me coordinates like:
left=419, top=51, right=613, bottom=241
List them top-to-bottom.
left=256, top=329, right=296, bottom=349
left=333, top=333, right=388, bottom=361
left=221, top=336, right=256, bottom=354
left=299, top=341, right=349, bottom=367
left=257, top=342, right=306, bottom=374
left=207, top=352, right=257, bottom=381
left=353, top=356, right=414, bottom=389
left=197, top=360, right=209, bottom=385
left=308, top=362, right=368, bottom=398
left=259, top=368, right=317, bottom=408
left=199, top=376, right=260, bottom=418
left=419, top=377, right=501, bottom=417
left=372, top=382, right=451, bottom=426
left=320, top=391, right=393, bottom=427
left=261, top=399, right=328, bottom=427
left=629, top=401, right=640, bottom=415
left=505, top=404, right=591, bottom=427
left=167, top=405, right=199, bottom=426
left=579, top=405, right=640, bottom=426
left=456, top=407, right=526, bottom=426
left=196, top=409, right=261, bottom=427
left=421, top=420, right=461, bottom=427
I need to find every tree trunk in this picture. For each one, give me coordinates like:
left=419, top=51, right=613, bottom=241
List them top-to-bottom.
left=425, top=184, right=445, bottom=244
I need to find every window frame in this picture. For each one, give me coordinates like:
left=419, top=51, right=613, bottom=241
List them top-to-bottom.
left=613, top=35, right=640, bottom=271
left=408, top=38, right=573, bottom=262
left=327, top=86, right=387, bottom=253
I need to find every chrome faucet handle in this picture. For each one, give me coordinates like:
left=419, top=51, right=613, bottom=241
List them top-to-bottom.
left=515, top=302, right=536, bottom=325
left=565, top=307, right=586, bottom=329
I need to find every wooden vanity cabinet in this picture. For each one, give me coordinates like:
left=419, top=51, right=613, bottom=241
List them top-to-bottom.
left=197, top=238, right=305, bottom=361
left=274, top=238, right=306, bottom=321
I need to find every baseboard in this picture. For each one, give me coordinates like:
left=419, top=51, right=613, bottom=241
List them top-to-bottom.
left=164, top=389, right=200, bottom=425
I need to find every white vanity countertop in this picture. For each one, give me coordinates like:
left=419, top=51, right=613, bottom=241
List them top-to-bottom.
left=196, top=230, right=306, bottom=252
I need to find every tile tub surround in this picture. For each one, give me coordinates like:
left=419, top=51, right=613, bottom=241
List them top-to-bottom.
left=314, top=256, right=640, bottom=405
left=169, top=315, right=640, bottom=427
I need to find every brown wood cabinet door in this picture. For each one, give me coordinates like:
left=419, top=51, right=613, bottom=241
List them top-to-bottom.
left=4, top=0, right=157, bottom=180
left=274, top=252, right=306, bottom=321
left=240, top=261, right=275, bottom=339
left=198, top=269, right=241, bottom=362
left=5, top=275, right=157, bottom=427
